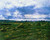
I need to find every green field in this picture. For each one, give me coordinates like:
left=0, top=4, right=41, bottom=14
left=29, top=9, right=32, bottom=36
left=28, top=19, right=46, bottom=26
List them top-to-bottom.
left=0, top=20, right=50, bottom=40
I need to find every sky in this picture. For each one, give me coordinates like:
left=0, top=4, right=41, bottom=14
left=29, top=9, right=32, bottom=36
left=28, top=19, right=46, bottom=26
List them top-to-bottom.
left=0, top=0, right=50, bottom=21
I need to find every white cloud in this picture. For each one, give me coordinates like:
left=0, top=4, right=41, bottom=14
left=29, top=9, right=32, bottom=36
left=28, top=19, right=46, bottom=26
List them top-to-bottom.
left=0, top=0, right=50, bottom=9
left=0, top=0, right=36, bottom=9
left=34, top=0, right=50, bottom=8
left=5, top=4, right=14, bottom=9
left=13, top=10, right=22, bottom=18
left=13, top=11, right=19, bottom=17
left=6, top=12, right=11, bottom=16
left=24, top=13, right=47, bottom=18
left=0, top=15, right=5, bottom=20
left=9, top=19, right=50, bottom=21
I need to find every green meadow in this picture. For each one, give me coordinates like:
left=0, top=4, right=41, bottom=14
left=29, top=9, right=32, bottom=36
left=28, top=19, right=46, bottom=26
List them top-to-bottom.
left=0, top=20, right=50, bottom=40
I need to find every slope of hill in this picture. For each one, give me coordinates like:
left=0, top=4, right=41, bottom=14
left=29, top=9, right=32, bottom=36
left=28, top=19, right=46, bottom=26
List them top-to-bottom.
left=0, top=20, right=50, bottom=40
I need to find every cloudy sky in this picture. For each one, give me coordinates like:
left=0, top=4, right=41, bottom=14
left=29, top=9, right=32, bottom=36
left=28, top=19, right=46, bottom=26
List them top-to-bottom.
left=0, top=0, right=50, bottom=21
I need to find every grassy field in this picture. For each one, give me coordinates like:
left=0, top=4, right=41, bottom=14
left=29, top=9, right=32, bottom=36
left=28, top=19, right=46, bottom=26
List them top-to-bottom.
left=0, top=20, right=50, bottom=40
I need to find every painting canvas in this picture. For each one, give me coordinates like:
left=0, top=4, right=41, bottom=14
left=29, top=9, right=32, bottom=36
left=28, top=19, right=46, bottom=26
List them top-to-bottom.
left=0, top=0, right=50, bottom=40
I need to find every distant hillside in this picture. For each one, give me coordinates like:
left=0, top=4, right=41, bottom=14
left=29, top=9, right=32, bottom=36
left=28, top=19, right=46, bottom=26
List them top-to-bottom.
left=0, top=20, right=16, bottom=23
